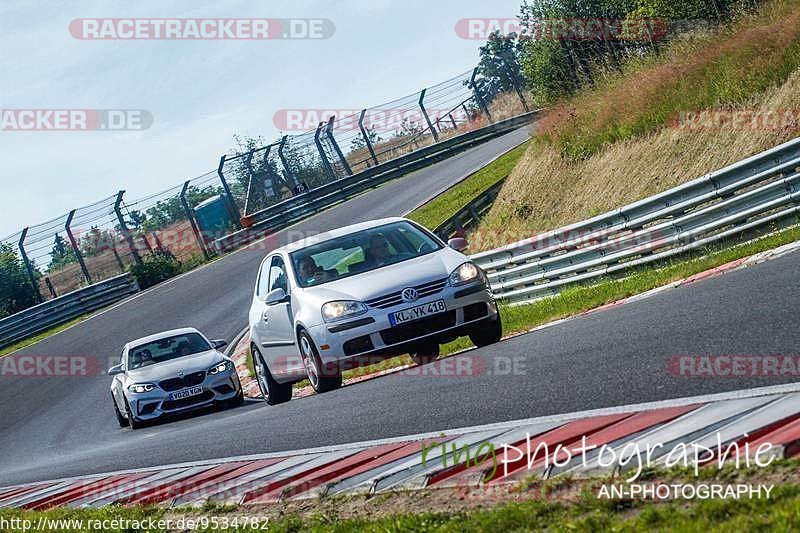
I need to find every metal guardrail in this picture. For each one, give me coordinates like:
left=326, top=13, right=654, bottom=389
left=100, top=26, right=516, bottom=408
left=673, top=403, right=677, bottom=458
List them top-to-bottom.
left=213, top=111, right=539, bottom=253
left=471, top=136, right=800, bottom=305
left=434, top=177, right=507, bottom=240
left=0, top=274, right=139, bottom=349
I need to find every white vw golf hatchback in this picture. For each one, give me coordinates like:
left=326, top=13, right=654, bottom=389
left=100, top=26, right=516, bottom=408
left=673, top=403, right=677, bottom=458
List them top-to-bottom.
left=248, top=217, right=501, bottom=403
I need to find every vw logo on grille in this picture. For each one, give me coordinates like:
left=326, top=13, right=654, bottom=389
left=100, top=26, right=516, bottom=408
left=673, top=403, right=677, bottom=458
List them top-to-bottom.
left=401, top=287, right=419, bottom=302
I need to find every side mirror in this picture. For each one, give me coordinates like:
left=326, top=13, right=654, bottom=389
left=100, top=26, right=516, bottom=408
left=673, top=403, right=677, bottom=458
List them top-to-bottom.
left=448, top=237, right=469, bottom=252
left=264, top=287, right=288, bottom=305
left=211, top=339, right=228, bottom=350
left=108, top=364, right=124, bottom=376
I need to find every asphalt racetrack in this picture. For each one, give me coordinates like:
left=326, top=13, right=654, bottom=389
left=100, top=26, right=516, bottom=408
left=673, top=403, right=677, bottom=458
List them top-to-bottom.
left=1, top=125, right=798, bottom=486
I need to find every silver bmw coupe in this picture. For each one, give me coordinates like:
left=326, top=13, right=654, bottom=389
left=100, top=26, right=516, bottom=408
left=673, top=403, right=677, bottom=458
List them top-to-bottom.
left=108, top=327, right=243, bottom=429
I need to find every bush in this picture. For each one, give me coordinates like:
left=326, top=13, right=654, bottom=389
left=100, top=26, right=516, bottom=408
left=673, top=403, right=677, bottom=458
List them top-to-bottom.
left=0, top=243, right=39, bottom=318
left=128, top=252, right=183, bottom=290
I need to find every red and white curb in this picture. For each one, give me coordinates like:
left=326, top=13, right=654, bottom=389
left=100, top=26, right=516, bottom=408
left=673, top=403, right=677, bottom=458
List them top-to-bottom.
left=2, top=383, right=800, bottom=509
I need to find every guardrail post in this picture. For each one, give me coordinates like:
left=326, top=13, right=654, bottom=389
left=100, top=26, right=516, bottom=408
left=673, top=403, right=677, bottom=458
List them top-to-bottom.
left=469, top=68, right=492, bottom=122
left=418, top=88, right=439, bottom=142
left=358, top=109, right=379, bottom=166
left=326, top=115, right=352, bottom=176
left=314, top=121, right=337, bottom=181
left=278, top=135, right=303, bottom=192
left=216, top=155, right=243, bottom=229
left=180, top=180, right=210, bottom=260
left=113, top=190, right=142, bottom=267
left=65, top=209, right=92, bottom=284
left=17, top=228, right=42, bottom=303
left=109, top=240, right=124, bottom=270
left=44, top=276, right=57, bottom=298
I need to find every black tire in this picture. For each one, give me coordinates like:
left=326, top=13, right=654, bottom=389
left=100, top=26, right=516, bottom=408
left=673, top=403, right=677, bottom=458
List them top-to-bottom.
left=469, top=315, right=503, bottom=348
left=298, top=330, right=342, bottom=393
left=410, top=341, right=440, bottom=366
left=252, top=346, right=292, bottom=405
left=112, top=393, right=128, bottom=428
left=124, top=397, right=143, bottom=430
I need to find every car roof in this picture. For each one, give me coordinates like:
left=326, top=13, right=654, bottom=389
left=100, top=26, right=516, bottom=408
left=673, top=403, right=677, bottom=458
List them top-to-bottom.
left=275, top=217, right=409, bottom=255
left=124, top=327, right=203, bottom=350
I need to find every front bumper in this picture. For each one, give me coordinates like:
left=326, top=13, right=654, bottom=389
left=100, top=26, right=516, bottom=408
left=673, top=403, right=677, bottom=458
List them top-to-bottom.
left=307, top=280, right=498, bottom=367
left=126, top=369, right=242, bottom=421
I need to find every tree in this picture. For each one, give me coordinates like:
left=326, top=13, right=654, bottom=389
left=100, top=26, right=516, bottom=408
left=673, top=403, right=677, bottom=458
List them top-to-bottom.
left=477, top=30, right=526, bottom=95
left=349, top=126, right=382, bottom=152
left=80, top=227, right=117, bottom=257
left=48, top=234, right=76, bottom=272
left=0, top=243, right=39, bottom=318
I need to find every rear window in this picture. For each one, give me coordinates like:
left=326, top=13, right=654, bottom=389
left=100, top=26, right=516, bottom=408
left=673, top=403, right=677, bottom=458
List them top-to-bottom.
left=127, top=333, right=211, bottom=370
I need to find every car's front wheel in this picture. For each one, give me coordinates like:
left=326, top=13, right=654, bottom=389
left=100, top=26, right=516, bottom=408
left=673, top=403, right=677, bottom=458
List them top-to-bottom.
left=469, top=315, right=503, bottom=348
left=299, top=330, right=342, bottom=393
left=410, top=341, right=440, bottom=365
left=252, top=346, right=292, bottom=405
left=112, top=393, right=127, bottom=428
left=124, top=398, right=143, bottom=430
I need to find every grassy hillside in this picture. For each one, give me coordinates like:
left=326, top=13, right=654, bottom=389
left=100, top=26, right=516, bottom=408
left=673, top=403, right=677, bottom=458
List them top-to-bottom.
left=474, top=0, right=800, bottom=251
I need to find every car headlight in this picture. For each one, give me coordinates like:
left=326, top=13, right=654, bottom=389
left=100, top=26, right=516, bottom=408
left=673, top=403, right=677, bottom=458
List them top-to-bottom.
left=448, top=262, right=483, bottom=286
left=321, top=300, right=368, bottom=323
left=208, top=360, right=233, bottom=375
left=127, top=383, right=156, bottom=393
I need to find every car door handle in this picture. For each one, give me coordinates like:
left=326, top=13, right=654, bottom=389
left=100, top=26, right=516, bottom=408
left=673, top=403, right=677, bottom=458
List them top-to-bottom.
left=262, top=311, right=269, bottom=323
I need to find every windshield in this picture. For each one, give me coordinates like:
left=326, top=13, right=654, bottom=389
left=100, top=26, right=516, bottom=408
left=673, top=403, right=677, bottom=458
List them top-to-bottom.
left=290, top=221, right=443, bottom=288
left=127, top=333, right=211, bottom=370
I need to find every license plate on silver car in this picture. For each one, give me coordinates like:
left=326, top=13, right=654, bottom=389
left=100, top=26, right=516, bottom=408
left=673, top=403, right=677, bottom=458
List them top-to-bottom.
left=389, top=299, right=447, bottom=325
left=169, top=386, right=203, bottom=401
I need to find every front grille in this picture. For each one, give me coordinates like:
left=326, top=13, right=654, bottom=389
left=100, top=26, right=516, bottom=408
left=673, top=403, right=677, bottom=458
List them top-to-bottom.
left=364, top=277, right=448, bottom=309
left=463, top=302, right=488, bottom=322
left=380, top=310, right=457, bottom=345
left=343, top=335, right=374, bottom=356
left=159, top=371, right=206, bottom=392
left=161, top=390, right=214, bottom=411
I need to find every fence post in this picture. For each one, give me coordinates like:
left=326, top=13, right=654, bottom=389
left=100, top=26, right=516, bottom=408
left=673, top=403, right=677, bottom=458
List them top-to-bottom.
left=503, top=52, right=529, bottom=112
left=469, top=68, right=492, bottom=122
left=418, top=88, right=439, bottom=142
left=358, top=109, right=379, bottom=166
left=325, top=115, right=352, bottom=176
left=314, top=121, right=337, bottom=182
left=277, top=135, right=302, bottom=192
left=242, top=152, right=256, bottom=215
left=216, top=155, right=243, bottom=229
left=180, top=180, right=210, bottom=260
left=113, top=190, right=142, bottom=266
left=65, top=209, right=92, bottom=284
left=17, top=228, right=42, bottom=303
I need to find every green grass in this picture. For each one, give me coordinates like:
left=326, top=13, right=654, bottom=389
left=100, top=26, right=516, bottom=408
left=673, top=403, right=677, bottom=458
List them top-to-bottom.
left=539, top=0, right=800, bottom=159
left=406, top=141, right=530, bottom=230
left=0, top=313, right=94, bottom=357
